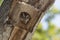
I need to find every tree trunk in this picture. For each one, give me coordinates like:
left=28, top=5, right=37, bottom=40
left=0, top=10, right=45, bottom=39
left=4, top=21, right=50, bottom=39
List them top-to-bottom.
left=0, top=0, right=55, bottom=40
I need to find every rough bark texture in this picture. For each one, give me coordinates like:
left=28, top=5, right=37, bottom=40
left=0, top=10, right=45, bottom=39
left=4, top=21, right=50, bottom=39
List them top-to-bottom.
left=0, top=0, right=55, bottom=40
left=0, top=0, right=13, bottom=40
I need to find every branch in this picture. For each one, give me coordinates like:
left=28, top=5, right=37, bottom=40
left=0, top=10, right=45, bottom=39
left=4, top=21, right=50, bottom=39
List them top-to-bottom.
left=0, top=0, right=55, bottom=40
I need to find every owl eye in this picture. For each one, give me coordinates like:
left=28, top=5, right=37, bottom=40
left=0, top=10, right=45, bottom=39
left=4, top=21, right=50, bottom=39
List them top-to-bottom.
left=20, top=12, right=31, bottom=24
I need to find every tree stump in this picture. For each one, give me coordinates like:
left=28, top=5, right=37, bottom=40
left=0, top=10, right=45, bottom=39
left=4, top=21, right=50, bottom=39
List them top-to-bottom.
left=0, top=0, right=55, bottom=40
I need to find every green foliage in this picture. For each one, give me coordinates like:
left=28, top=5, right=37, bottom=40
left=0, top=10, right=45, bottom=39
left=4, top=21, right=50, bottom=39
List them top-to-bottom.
left=0, top=0, right=3, bottom=6
left=32, top=6, right=60, bottom=40
left=49, top=6, right=60, bottom=14
left=48, top=22, right=56, bottom=36
left=57, top=29, right=60, bottom=33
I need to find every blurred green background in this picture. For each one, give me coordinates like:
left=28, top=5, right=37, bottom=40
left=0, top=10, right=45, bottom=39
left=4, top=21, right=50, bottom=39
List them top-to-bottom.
left=0, top=0, right=60, bottom=40
left=32, top=0, right=60, bottom=40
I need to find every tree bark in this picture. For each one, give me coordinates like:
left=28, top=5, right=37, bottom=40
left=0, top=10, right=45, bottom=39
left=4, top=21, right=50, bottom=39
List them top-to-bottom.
left=0, top=0, right=55, bottom=40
